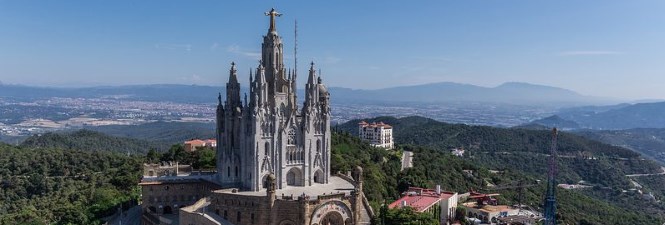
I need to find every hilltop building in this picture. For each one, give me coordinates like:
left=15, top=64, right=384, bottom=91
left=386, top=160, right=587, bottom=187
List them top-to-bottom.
left=139, top=8, right=371, bottom=225
left=358, top=121, right=394, bottom=149
left=184, top=139, right=217, bottom=152
left=388, top=186, right=458, bottom=225
left=463, top=192, right=520, bottom=224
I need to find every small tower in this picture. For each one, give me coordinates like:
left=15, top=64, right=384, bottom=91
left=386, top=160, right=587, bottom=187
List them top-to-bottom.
left=544, top=128, right=558, bottom=225
left=352, top=166, right=364, bottom=225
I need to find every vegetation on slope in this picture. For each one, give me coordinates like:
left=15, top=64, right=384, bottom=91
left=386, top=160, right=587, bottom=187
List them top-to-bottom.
left=339, top=116, right=665, bottom=224
left=88, top=121, right=215, bottom=143
left=576, top=128, right=665, bottom=165
left=20, top=129, right=168, bottom=154
left=0, top=143, right=142, bottom=225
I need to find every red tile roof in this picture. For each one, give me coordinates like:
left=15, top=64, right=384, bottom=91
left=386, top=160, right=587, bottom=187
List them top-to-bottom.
left=359, top=121, right=393, bottom=129
left=185, top=139, right=206, bottom=145
left=388, top=187, right=456, bottom=212
left=389, top=194, right=441, bottom=212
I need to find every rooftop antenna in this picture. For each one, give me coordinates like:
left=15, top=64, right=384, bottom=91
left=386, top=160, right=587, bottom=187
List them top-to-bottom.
left=294, top=19, right=298, bottom=79
left=544, top=128, right=558, bottom=225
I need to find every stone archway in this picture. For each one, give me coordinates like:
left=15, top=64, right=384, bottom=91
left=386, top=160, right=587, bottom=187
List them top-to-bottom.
left=286, top=167, right=303, bottom=186
left=313, top=169, right=324, bottom=184
left=310, top=201, right=353, bottom=225
left=319, top=211, right=345, bottom=225
left=279, top=219, right=296, bottom=225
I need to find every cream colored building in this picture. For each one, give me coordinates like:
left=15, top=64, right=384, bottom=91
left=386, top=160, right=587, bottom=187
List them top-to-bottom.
left=358, top=121, right=394, bottom=149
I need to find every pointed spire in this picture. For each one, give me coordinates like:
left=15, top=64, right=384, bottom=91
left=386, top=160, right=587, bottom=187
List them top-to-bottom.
left=307, top=61, right=317, bottom=85
left=228, top=62, right=238, bottom=84
left=288, top=69, right=292, bottom=80
left=218, top=92, right=222, bottom=105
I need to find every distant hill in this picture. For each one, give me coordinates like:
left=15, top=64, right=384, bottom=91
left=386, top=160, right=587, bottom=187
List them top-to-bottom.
left=1, top=82, right=614, bottom=106
left=330, top=82, right=614, bottom=106
left=529, top=102, right=665, bottom=130
left=523, top=115, right=580, bottom=130
left=87, top=121, right=215, bottom=143
left=575, top=128, right=665, bottom=165
left=20, top=129, right=168, bottom=154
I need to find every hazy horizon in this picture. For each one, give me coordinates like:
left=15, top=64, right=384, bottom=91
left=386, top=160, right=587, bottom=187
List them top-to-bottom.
left=2, top=1, right=665, bottom=99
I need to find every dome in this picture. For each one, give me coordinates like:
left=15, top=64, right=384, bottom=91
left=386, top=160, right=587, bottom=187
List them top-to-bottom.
left=318, top=84, right=328, bottom=95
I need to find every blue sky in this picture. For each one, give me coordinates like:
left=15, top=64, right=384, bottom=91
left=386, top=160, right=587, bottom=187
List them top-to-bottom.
left=0, top=1, right=664, bottom=100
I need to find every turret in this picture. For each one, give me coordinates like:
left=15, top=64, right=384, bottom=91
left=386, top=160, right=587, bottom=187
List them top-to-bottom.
left=226, top=62, right=242, bottom=110
left=304, top=62, right=318, bottom=110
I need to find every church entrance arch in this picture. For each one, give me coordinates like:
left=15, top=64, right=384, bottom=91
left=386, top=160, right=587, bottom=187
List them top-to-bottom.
left=286, top=167, right=303, bottom=186
left=313, top=169, right=324, bottom=184
left=310, top=201, right=353, bottom=225
left=319, top=211, right=345, bottom=225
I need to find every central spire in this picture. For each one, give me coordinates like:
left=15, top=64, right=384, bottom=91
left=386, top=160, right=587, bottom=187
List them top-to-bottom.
left=265, top=8, right=282, bottom=33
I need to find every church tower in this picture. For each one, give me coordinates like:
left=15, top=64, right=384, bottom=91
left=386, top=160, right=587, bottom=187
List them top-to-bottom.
left=216, top=8, right=331, bottom=191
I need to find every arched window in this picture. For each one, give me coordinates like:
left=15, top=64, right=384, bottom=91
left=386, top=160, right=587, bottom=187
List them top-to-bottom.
left=287, top=129, right=296, bottom=145
left=316, top=139, right=322, bottom=153
left=265, top=142, right=270, bottom=156
left=227, top=166, right=230, bottom=177
left=235, top=166, right=239, bottom=177
left=237, top=211, right=241, bottom=222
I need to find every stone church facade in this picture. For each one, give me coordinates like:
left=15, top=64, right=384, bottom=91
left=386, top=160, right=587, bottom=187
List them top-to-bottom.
left=140, top=8, right=372, bottom=225
left=216, top=8, right=331, bottom=191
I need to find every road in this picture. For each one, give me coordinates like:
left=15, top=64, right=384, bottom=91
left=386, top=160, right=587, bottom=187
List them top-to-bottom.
left=401, top=151, right=414, bottom=171
left=626, top=167, right=665, bottom=177
left=107, top=205, right=142, bottom=225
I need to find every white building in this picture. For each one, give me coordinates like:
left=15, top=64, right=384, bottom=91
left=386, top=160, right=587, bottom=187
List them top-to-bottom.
left=358, top=121, right=394, bottom=149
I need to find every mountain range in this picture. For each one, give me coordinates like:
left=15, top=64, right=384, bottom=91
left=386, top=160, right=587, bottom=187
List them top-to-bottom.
left=0, top=82, right=616, bottom=106
left=329, top=82, right=615, bottom=106
left=528, top=102, right=665, bottom=130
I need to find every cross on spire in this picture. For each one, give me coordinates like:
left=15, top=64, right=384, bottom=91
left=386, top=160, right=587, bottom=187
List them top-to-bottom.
left=265, top=8, right=282, bottom=33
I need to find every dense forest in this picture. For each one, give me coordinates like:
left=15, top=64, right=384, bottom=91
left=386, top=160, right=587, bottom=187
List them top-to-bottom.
left=87, top=121, right=215, bottom=143
left=575, top=128, right=665, bottom=165
left=20, top=129, right=169, bottom=154
left=0, top=143, right=142, bottom=224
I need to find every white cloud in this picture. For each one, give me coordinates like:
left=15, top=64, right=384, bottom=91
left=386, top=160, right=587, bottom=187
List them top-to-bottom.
left=226, top=44, right=261, bottom=59
left=559, top=50, right=622, bottom=56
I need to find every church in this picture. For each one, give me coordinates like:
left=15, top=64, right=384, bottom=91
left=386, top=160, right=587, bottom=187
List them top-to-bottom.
left=139, top=8, right=372, bottom=225
left=216, top=8, right=331, bottom=192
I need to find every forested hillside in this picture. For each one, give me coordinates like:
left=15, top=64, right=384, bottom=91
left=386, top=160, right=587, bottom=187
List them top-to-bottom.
left=338, top=116, right=665, bottom=224
left=4, top=119, right=664, bottom=224
left=87, top=121, right=215, bottom=143
left=575, top=128, right=665, bottom=165
left=20, top=129, right=169, bottom=154
left=0, top=143, right=142, bottom=224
